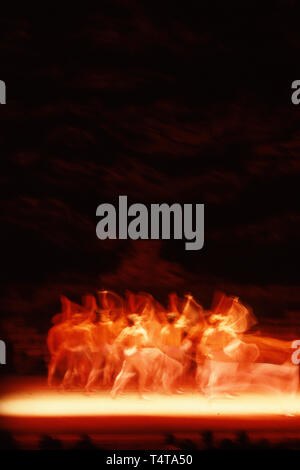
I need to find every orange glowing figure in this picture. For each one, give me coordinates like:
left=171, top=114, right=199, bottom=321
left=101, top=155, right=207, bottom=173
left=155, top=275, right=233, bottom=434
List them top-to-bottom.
left=46, top=290, right=299, bottom=398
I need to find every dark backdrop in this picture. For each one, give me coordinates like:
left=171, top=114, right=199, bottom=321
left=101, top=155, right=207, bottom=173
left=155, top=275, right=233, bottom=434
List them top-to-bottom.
left=1, top=1, right=300, bottom=339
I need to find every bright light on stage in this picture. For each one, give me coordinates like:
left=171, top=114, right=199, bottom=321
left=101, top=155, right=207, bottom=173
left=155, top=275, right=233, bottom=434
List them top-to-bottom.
left=1, top=391, right=299, bottom=418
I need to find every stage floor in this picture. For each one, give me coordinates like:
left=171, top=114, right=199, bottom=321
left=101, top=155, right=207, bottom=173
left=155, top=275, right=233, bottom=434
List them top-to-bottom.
left=1, top=377, right=300, bottom=436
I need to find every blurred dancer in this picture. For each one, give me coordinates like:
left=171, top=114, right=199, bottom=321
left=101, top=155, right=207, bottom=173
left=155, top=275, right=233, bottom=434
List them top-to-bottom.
left=47, top=296, right=72, bottom=387
left=196, top=300, right=259, bottom=396
left=85, top=310, right=113, bottom=391
left=61, top=313, right=93, bottom=389
left=160, top=313, right=183, bottom=362
left=111, top=314, right=149, bottom=398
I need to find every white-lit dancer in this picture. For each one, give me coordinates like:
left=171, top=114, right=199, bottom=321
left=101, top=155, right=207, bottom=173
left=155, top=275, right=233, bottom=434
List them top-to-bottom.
left=196, top=296, right=260, bottom=397
left=111, top=314, right=149, bottom=398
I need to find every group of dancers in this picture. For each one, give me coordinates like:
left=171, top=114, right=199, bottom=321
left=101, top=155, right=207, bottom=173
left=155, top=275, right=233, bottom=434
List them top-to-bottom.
left=47, top=290, right=299, bottom=398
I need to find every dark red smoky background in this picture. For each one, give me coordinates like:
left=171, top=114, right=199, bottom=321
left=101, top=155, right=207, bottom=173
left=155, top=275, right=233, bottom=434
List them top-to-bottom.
left=1, top=1, right=300, bottom=374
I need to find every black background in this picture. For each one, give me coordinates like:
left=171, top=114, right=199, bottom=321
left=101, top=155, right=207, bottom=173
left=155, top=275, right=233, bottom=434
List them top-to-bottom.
left=1, top=1, right=300, bottom=333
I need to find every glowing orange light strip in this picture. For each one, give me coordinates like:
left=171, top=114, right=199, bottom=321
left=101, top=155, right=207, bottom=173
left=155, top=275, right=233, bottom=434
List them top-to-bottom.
left=1, top=392, right=299, bottom=418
